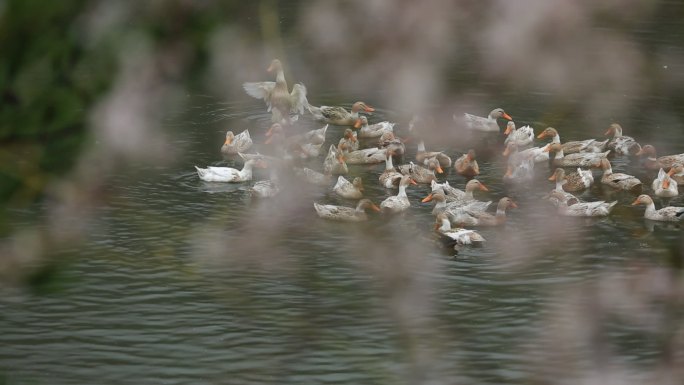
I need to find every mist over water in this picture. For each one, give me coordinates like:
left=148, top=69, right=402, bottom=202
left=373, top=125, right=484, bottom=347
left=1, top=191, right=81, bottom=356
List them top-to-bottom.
left=2, top=1, right=684, bottom=384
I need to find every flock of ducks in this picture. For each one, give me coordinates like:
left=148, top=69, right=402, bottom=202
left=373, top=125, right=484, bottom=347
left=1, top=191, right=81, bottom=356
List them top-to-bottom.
left=195, top=59, right=684, bottom=251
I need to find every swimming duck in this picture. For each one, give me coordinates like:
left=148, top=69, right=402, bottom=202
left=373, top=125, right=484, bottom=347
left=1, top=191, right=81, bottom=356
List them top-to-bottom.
left=243, top=59, right=308, bottom=123
left=307, top=101, right=375, bottom=127
left=460, top=108, right=513, bottom=132
left=357, top=116, right=394, bottom=138
left=504, top=122, right=534, bottom=147
left=604, top=123, right=641, bottom=156
left=536, top=127, right=608, bottom=154
left=338, top=128, right=359, bottom=152
left=221, top=129, right=253, bottom=155
left=377, top=131, right=406, bottom=157
left=415, top=140, right=452, bottom=168
left=299, top=141, right=325, bottom=159
left=503, top=142, right=550, bottom=164
left=337, top=143, right=386, bottom=165
left=545, top=143, right=610, bottom=168
left=323, top=145, right=348, bottom=175
left=636, top=145, right=684, bottom=170
left=379, top=149, right=403, bottom=188
left=453, top=149, right=480, bottom=178
left=195, top=155, right=266, bottom=183
left=503, top=156, right=535, bottom=184
left=397, top=158, right=443, bottom=184
left=598, top=158, right=642, bottom=193
left=668, top=163, right=684, bottom=185
left=294, top=167, right=332, bottom=186
left=548, top=167, right=594, bottom=192
left=651, top=168, right=678, bottom=198
left=380, top=175, right=416, bottom=213
left=333, top=176, right=364, bottom=199
left=250, top=179, right=279, bottom=198
left=423, top=179, right=489, bottom=208
left=430, top=180, right=466, bottom=201
left=422, top=188, right=491, bottom=216
left=548, top=191, right=616, bottom=217
left=631, top=194, right=684, bottom=222
left=450, top=197, right=517, bottom=226
left=314, top=198, right=381, bottom=222
left=434, top=212, right=486, bottom=247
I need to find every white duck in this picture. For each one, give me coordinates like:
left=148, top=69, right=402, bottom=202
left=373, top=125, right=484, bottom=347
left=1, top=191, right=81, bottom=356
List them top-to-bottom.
left=243, top=59, right=307, bottom=123
left=460, top=108, right=512, bottom=132
left=357, top=116, right=394, bottom=138
left=504, top=121, right=534, bottom=147
left=221, top=129, right=253, bottom=155
left=195, top=155, right=265, bottom=182
left=651, top=168, right=678, bottom=198
left=380, top=175, right=416, bottom=213
left=333, top=176, right=364, bottom=199
left=548, top=191, right=616, bottom=217
left=632, top=194, right=684, bottom=222
left=314, top=198, right=381, bottom=222
left=434, top=212, right=486, bottom=247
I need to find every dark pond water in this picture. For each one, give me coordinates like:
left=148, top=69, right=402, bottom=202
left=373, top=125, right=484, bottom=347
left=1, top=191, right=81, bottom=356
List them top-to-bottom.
left=2, top=4, right=684, bottom=385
